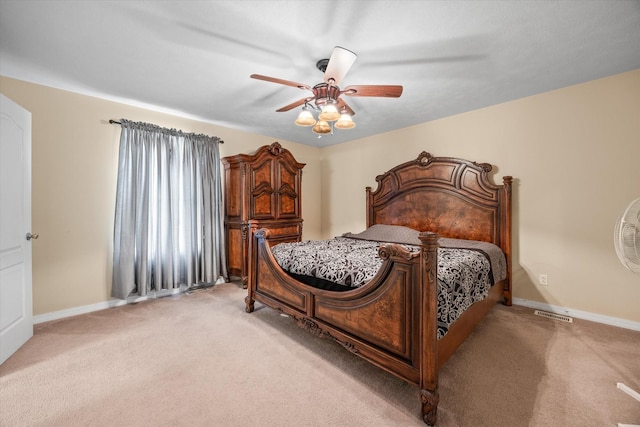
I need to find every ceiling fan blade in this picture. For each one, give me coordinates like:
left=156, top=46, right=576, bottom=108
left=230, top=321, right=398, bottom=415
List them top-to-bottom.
left=323, top=46, right=357, bottom=85
left=250, top=74, right=311, bottom=91
left=341, top=85, right=403, bottom=98
left=276, top=97, right=314, bottom=112
left=337, top=98, right=355, bottom=117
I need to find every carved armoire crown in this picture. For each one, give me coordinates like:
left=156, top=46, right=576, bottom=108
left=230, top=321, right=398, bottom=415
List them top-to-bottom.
left=222, top=142, right=305, bottom=287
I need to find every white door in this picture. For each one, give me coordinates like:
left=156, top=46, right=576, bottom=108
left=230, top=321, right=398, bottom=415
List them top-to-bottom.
left=0, top=93, right=33, bottom=365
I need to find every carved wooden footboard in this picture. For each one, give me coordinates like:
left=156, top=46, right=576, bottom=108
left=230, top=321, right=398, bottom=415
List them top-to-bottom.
left=245, top=152, right=512, bottom=425
left=246, top=228, right=442, bottom=423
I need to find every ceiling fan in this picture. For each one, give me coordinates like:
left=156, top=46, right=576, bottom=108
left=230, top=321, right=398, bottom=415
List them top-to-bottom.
left=250, top=46, right=403, bottom=135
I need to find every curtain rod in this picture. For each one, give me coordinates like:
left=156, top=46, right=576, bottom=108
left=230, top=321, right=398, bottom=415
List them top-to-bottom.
left=109, top=119, right=224, bottom=143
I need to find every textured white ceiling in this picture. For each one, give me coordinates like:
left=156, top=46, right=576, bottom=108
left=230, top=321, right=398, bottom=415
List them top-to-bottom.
left=1, top=0, right=639, bottom=147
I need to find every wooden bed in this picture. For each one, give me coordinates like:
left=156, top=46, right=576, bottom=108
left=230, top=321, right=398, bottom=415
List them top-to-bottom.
left=245, top=151, right=512, bottom=425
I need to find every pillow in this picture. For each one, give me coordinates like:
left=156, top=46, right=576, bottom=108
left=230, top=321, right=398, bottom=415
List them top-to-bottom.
left=342, top=224, right=422, bottom=246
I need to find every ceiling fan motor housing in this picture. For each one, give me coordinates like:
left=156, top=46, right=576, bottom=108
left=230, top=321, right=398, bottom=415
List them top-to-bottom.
left=313, top=83, right=340, bottom=107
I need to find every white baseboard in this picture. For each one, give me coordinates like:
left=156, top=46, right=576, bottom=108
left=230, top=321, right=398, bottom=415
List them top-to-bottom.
left=34, top=278, right=228, bottom=324
left=33, top=288, right=184, bottom=324
left=513, top=298, right=640, bottom=332
left=34, top=299, right=125, bottom=324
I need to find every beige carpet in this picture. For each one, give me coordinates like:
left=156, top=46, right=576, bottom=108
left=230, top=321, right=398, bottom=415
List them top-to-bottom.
left=1, top=281, right=639, bottom=427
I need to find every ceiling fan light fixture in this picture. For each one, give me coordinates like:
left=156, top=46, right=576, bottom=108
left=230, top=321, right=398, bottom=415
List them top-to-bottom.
left=250, top=46, right=403, bottom=138
left=318, top=103, right=340, bottom=122
left=295, top=108, right=316, bottom=126
left=334, top=112, right=355, bottom=129
left=312, top=119, right=332, bottom=134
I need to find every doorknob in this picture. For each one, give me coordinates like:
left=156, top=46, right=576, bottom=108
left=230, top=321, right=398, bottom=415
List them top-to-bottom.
left=26, top=232, right=39, bottom=241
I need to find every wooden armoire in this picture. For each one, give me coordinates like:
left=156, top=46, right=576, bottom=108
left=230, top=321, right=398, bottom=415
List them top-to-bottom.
left=222, top=142, right=305, bottom=286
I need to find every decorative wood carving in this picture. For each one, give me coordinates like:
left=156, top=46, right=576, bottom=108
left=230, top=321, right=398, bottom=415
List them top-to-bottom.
left=378, top=243, right=418, bottom=261
left=244, top=295, right=254, bottom=313
left=296, top=317, right=359, bottom=354
left=421, top=388, right=440, bottom=426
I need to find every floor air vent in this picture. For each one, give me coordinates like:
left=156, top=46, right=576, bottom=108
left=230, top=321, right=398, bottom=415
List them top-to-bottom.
left=534, top=310, right=573, bottom=323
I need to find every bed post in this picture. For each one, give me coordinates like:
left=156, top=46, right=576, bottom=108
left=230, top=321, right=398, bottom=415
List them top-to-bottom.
left=502, top=176, right=513, bottom=306
left=365, top=186, right=372, bottom=227
left=245, top=221, right=262, bottom=313
left=419, top=231, right=439, bottom=426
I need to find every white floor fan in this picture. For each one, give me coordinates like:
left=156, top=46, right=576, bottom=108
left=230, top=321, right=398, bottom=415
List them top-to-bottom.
left=613, top=198, right=640, bottom=427
left=614, top=198, right=640, bottom=274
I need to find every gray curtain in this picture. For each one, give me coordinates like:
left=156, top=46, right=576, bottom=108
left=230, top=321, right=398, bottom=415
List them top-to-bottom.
left=112, top=119, right=227, bottom=299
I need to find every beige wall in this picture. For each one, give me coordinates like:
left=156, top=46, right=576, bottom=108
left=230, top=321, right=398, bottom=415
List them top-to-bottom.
left=321, top=69, right=640, bottom=323
left=2, top=70, right=639, bottom=323
left=0, top=76, right=322, bottom=315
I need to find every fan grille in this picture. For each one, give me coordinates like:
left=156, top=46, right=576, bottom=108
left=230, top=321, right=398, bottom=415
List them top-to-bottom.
left=614, top=198, right=640, bottom=274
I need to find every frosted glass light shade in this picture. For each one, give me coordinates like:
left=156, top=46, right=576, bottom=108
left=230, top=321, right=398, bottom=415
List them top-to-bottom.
left=318, top=103, right=340, bottom=121
left=295, top=109, right=316, bottom=126
left=334, top=113, right=355, bottom=129
left=312, top=119, right=331, bottom=134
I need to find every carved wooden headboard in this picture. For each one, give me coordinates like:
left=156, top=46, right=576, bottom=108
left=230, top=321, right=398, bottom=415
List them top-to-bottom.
left=366, top=152, right=512, bottom=255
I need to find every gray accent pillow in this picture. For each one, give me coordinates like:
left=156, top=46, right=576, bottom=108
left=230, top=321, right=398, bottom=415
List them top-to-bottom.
left=342, top=224, right=422, bottom=245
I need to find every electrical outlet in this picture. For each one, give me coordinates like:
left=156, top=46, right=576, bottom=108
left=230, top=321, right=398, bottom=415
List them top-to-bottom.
left=539, top=274, right=548, bottom=286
